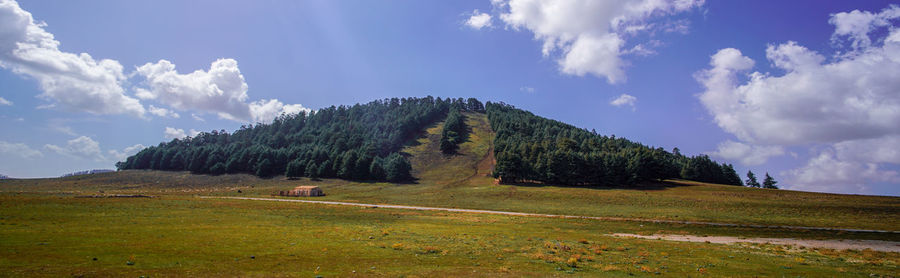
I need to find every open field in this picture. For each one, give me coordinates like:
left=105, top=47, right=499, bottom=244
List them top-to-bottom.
left=1, top=112, right=898, bottom=276
left=1, top=193, right=898, bottom=277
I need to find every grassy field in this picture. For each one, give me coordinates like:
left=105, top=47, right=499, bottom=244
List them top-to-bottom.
left=1, top=111, right=898, bottom=276
left=1, top=194, right=897, bottom=277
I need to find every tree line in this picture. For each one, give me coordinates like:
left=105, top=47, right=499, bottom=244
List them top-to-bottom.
left=118, top=96, right=485, bottom=182
left=486, top=102, right=743, bottom=186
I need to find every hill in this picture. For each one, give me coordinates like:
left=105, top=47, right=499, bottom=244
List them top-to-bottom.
left=117, top=97, right=742, bottom=188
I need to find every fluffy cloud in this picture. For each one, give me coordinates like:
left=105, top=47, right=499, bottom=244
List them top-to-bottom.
left=0, top=0, right=145, bottom=117
left=489, top=0, right=703, bottom=83
left=696, top=5, right=900, bottom=193
left=829, top=5, right=900, bottom=51
left=465, top=9, right=492, bottom=30
left=135, top=59, right=308, bottom=123
left=519, top=86, right=535, bottom=93
left=609, top=93, right=637, bottom=109
left=0, top=96, right=11, bottom=105
left=248, top=99, right=310, bottom=123
left=148, top=105, right=179, bottom=118
left=164, top=127, right=200, bottom=140
left=44, top=136, right=105, bottom=161
left=0, top=140, right=42, bottom=159
left=709, top=140, right=784, bottom=166
left=108, top=144, right=145, bottom=162
left=786, top=149, right=899, bottom=195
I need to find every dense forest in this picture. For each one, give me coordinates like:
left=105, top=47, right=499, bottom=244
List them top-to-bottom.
left=118, top=96, right=484, bottom=182
left=119, top=96, right=740, bottom=186
left=486, top=102, right=742, bottom=186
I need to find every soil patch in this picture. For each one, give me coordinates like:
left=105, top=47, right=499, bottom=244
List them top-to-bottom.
left=612, top=233, right=900, bottom=252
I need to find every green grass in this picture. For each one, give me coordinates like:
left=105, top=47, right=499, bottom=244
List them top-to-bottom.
left=0, top=111, right=898, bottom=276
left=1, top=194, right=897, bottom=277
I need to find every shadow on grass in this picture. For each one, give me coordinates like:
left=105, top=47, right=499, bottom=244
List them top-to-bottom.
left=500, top=179, right=700, bottom=191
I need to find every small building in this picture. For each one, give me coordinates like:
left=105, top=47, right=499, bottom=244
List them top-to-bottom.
left=279, top=186, right=324, bottom=197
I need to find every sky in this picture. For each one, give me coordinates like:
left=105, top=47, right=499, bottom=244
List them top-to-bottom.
left=0, top=0, right=898, bottom=196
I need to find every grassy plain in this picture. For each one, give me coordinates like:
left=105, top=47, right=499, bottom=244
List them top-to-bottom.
left=1, top=112, right=898, bottom=276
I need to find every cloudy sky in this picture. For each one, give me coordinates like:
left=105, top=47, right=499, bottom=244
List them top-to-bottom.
left=1, top=0, right=898, bottom=196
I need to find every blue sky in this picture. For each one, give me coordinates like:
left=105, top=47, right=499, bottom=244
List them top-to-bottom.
left=1, top=0, right=898, bottom=196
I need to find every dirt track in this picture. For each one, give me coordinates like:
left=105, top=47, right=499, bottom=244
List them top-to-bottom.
left=200, top=196, right=900, bottom=235
left=612, top=233, right=900, bottom=252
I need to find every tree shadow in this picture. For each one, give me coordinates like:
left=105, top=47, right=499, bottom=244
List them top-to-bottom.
left=499, top=179, right=699, bottom=191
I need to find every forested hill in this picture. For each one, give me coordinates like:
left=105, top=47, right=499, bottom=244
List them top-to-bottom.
left=118, top=96, right=740, bottom=187
left=118, top=97, right=485, bottom=182
left=487, top=102, right=742, bottom=186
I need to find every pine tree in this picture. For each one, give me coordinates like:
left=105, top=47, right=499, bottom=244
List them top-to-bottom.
left=285, top=159, right=305, bottom=179
left=746, top=170, right=761, bottom=188
left=763, top=172, right=778, bottom=189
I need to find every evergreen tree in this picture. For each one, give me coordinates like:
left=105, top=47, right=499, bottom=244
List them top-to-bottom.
left=384, top=153, right=412, bottom=182
left=285, top=159, right=306, bottom=179
left=305, top=161, right=319, bottom=179
left=209, top=162, right=226, bottom=176
left=746, top=170, right=761, bottom=188
left=763, top=172, right=778, bottom=189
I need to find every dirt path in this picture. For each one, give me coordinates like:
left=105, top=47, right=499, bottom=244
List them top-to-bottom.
left=199, top=196, right=900, bottom=235
left=611, top=233, right=900, bottom=252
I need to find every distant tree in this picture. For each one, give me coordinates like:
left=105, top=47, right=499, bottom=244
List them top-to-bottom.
left=440, top=110, right=466, bottom=154
left=384, top=153, right=412, bottom=182
left=255, top=159, right=274, bottom=177
left=285, top=159, right=305, bottom=179
left=305, top=161, right=319, bottom=179
left=209, top=162, right=226, bottom=176
left=722, top=164, right=743, bottom=186
left=746, top=170, right=761, bottom=188
left=763, top=172, right=778, bottom=189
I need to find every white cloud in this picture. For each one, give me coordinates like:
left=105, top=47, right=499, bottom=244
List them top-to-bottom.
left=0, top=0, right=145, bottom=117
left=492, top=0, right=703, bottom=84
left=696, top=4, right=900, bottom=194
left=829, top=5, right=900, bottom=51
left=465, top=9, right=492, bottom=30
left=696, top=40, right=900, bottom=146
left=135, top=59, right=307, bottom=123
left=519, top=86, right=535, bottom=93
left=609, top=93, right=637, bottom=109
left=0, top=96, right=11, bottom=105
left=248, top=99, right=310, bottom=123
left=148, top=105, right=179, bottom=118
left=191, top=113, right=205, bottom=122
left=164, top=127, right=200, bottom=140
left=164, top=127, right=186, bottom=139
left=833, top=135, right=900, bottom=165
left=44, top=136, right=105, bottom=161
left=0, top=140, right=42, bottom=159
left=709, top=140, right=784, bottom=166
left=108, top=143, right=145, bottom=162
left=108, top=144, right=146, bottom=161
left=786, top=149, right=899, bottom=195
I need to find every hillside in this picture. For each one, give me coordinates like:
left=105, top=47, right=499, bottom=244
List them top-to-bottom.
left=117, top=97, right=744, bottom=189
left=117, top=97, right=485, bottom=182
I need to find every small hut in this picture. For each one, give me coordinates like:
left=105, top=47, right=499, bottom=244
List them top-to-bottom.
left=279, top=186, right=324, bottom=197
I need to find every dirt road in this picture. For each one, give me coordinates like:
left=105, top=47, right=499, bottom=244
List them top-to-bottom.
left=199, top=196, right=899, bottom=235
left=612, top=233, right=900, bottom=252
